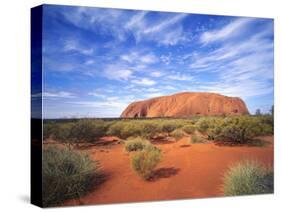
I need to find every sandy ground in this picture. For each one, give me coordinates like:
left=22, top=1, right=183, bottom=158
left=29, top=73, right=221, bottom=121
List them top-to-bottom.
left=64, top=136, right=273, bottom=206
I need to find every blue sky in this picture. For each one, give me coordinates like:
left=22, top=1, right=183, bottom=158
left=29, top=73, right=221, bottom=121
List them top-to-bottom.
left=38, top=5, right=274, bottom=118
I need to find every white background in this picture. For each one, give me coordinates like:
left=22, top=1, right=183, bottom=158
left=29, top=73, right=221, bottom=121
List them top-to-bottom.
left=0, top=0, right=280, bottom=211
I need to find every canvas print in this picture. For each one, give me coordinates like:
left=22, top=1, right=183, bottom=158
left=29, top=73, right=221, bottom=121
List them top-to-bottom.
left=31, top=4, right=274, bottom=208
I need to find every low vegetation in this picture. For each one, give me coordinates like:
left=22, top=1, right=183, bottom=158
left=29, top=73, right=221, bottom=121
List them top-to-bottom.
left=43, top=115, right=273, bottom=146
left=196, top=115, right=273, bottom=144
left=182, top=124, right=196, bottom=134
left=170, top=128, right=185, bottom=140
left=191, top=134, right=205, bottom=144
left=124, top=137, right=151, bottom=152
left=131, top=145, right=162, bottom=180
left=42, top=146, right=99, bottom=207
left=223, top=160, right=273, bottom=196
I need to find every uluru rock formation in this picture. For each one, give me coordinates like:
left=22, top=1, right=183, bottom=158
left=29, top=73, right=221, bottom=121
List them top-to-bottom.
left=121, top=92, right=249, bottom=118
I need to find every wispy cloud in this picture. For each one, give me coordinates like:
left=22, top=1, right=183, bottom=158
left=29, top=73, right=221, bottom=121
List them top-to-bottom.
left=43, top=6, right=273, bottom=118
left=126, top=12, right=189, bottom=45
left=200, top=18, right=253, bottom=44
left=190, top=20, right=273, bottom=99
left=63, top=39, right=94, bottom=55
left=120, top=51, right=158, bottom=64
left=150, top=71, right=164, bottom=77
left=167, top=72, right=194, bottom=81
left=131, top=78, right=156, bottom=86
left=43, top=91, right=76, bottom=98
left=87, top=92, right=106, bottom=98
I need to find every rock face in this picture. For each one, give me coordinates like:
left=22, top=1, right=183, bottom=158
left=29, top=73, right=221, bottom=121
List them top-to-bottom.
left=120, top=92, right=249, bottom=118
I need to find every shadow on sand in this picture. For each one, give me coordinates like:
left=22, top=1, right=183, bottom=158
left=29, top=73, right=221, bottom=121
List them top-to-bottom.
left=214, top=139, right=271, bottom=147
left=180, top=144, right=191, bottom=148
left=149, top=167, right=180, bottom=181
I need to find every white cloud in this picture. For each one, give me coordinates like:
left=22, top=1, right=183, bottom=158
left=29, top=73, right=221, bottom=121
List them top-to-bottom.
left=62, top=8, right=188, bottom=46
left=125, top=11, right=147, bottom=29
left=126, top=12, right=189, bottom=46
left=143, top=14, right=187, bottom=34
left=200, top=18, right=253, bottom=44
left=191, top=24, right=273, bottom=99
left=63, top=40, right=94, bottom=55
left=120, top=51, right=158, bottom=65
left=160, top=55, right=171, bottom=65
left=103, top=63, right=133, bottom=80
left=150, top=71, right=164, bottom=77
left=167, top=72, right=194, bottom=81
left=131, top=78, right=156, bottom=86
left=198, top=79, right=273, bottom=99
left=161, top=85, right=176, bottom=90
left=146, top=87, right=160, bottom=92
left=43, top=91, right=75, bottom=98
left=88, top=92, right=106, bottom=98
left=144, top=92, right=165, bottom=98
left=70, top=101, right=127, bottom=108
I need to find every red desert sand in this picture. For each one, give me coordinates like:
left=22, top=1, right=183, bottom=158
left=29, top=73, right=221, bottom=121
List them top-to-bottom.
left=64, top=135, right=273, bottom=206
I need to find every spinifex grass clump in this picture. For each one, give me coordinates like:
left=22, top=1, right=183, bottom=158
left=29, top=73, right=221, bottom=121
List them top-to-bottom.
left=44, top=119, right=109, bottom=148
left=182, top=124, right=196, bottom=134
left=170, top=128, right=185, bottom=140
left=190, top=134, right=205, bottom=144
left=125, top=137, right=151, bottom=152
left=131, top=145, right=162, bottom=180
left=42, top=146, right=99, bottom=207
left=223, top=160, right=273, bottom=196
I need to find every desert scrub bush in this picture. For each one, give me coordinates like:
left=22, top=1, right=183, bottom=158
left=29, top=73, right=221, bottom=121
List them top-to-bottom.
left=254, top=115, right=273, bottom=135
left=218, top=116, right=260, bottom=144
left=196, top=117, right=215, bottom=132
left=70, top=119, right=108, bottom=143
left=53, top=120, right=109, bottom=147
left=107, top=120, right=161, bottom=139
left=159, top=120, right=188, bottom=133
left=106, top=121, right=127, bottom=138
left=43, top=122, right=57, bottom=140
left=52, top=122, right=75, bottom=144
left=139, top=122, right=161, bottom=138
left=182, top=124, right=196, bottom=134
left=170, top=128, right=185, bottom=140
left=191, top=134, right=205, bottom=144
left=125, top=137, right=151, bottom=152
left=42, top=146, right=98, bottom=207
left=131, top=146, right=162, bottom=180
left=223, top=160, right=273, bottom=196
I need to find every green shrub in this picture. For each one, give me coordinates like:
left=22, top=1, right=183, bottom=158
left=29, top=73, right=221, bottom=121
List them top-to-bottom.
left=196, top=116, right=272, bottom=144
left=219, top=116, right=260, bottom=144
left=196, top=117, right=214, bottom=132
left=70, top=119, right=108, bottom=143
left=106, top=119, right=193, bottom=139
left=51, top=120, right=109, bottom=147
left=107, top=120, right=160, bottom=139
left=106, top=121, right=126, bottom=138
left=43, top=122, right=57, bottom=140
left=139, top=122, right=161, bottom=138
left=160, top=122, right=178, bottom=133
left=52, top=123, right=75, bottom=144
left=182, top=125, right=196, bottom=134
left=170, top=128, right=185, bottom=140
left=191, top=134, right=205, bottom=144
left=125, top=137, right=151, bottom=152
left=42, top=146, right=98, bottom=207
left=131, top=146, right=162, bottom=180
left=223, top=160, right=273, bottom=196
